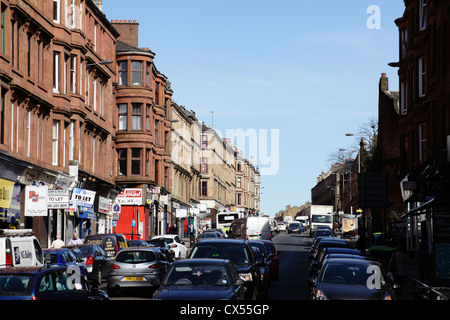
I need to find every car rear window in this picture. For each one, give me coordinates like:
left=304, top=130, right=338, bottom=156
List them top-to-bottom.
left=191, top=245, right=251, bottom=265
left=71, top=246, right=93, bottom=258
left=116, top=251, right=156, bottom=263
left=0, top=275, right=35, bottom=296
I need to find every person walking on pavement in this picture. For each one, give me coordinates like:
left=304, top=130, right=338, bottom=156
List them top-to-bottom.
left=68, top=232, right=83, bottom=245
left=51, top=234, right=65, bottom=249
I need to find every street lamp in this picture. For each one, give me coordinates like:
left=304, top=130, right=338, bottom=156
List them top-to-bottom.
left=345, top=133, right=366, bottom=173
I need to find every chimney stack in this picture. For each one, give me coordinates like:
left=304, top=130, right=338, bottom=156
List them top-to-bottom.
left=111, top=20, right=140, bottom=47
left=380, top=72, right=389, bottom=92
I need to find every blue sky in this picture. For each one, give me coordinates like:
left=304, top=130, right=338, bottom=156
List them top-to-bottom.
left=103, top=1, right=406, bottom=216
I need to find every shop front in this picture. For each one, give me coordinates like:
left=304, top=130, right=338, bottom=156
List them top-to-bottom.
left=114, top=188, right=150, bottom=240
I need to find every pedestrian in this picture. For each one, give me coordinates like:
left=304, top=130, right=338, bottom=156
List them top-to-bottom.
left=68, top=232, right=83, bottom=245
left=51, top=234, right=65, bottom=249
left=389, top=242, right=408, bottom=295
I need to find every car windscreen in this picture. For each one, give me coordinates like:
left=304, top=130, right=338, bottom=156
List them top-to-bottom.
left=312, top=215, right=332, bottom=223
left=190, top=245, right=251, bottom=266
left=116, top=250, right=156, bottom=263
left=164, top=264, right=231, bottom=286
left=0, top=275, right=35, bottom=296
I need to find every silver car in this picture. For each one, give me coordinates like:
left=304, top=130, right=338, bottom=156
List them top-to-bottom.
left=106, top=247, right=171, bottom=296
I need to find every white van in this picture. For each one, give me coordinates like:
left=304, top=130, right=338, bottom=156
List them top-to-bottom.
left=246, top=217, right=271, bottom=240
left=0, top=229, right=44, bottom=268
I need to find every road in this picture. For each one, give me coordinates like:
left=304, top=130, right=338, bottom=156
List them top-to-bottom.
left=104, top=231, right=313, bottom=300
left=268, top=231, right=311, bottom=300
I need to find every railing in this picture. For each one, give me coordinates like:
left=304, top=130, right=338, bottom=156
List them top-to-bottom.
left=413, top=279, right=449, bottom=300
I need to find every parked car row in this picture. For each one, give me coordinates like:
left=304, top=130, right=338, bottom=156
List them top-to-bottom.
left=0, top=231, right=189, bottom=300
left=307, top=235, right=398, bottom=300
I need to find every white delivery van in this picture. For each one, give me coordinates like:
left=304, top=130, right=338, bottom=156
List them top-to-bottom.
left=246, top=217, right=271, bottom=240
left=0, top=229, right=44, bottom=268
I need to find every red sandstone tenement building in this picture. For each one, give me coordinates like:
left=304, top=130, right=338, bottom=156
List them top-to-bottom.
left=0, top=0, right=119, bottom=247
left=0, top=1, right=260, bottom=245
left=111, top=20, right=174, bottom=238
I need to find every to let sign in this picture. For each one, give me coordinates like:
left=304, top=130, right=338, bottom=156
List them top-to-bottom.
left=71, top=188, right=96, bottom=206
left=48, top=190, right=69, bottom=209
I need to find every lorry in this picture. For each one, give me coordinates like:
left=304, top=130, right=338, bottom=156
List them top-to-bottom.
left=306, top=205, right=334, bottom=237
left=229, top=216, right=271, bottom=240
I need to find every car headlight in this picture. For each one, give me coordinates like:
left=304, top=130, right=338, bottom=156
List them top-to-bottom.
left=239, top=273, right=253, bottom=282
left=315, top=289, right=328, bottom=300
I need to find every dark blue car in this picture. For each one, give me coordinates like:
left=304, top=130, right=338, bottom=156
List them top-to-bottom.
left=43, top=248, right=87, bottom=279
left=153, top=259, right=247, bottom=300
left=0, top=265, right=108, bottom=300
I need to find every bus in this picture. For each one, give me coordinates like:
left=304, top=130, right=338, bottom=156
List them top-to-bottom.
left=216, top=211, right=244, bottom=234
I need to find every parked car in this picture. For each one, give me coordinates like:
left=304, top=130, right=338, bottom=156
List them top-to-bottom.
left=287, top=221, right=302, bottom=234
left=204, top=228, right=227, bottom=238
left=314, top=228, right=333, bottom=240
left=0, top=229, right=44, bottom=268
left=196, top=232, right=223, bottom=242
left=84, top=234, right=129, bottom=260
left=151, top=235, right=188, bottom=259
left=311, top=236, right=341, bottom=253
left=310, top=237, right=349, bottom=254
left=146, top=238, right=175, bottom=262
left=189, top=239, right=262, bottom=300
left=128, top=240, right=150, bottom=247
left=260, top=240, right=281, bottom=280
left=250, top=242, right=271, bottom=299
left=65, top=244, right=111, bottom=285
left=107, top=247, right=171, bottom=296
left=309, top=247, right=365, bottom=277
left=43, top=248, right=87, bottom=279
left=153, top=258, right=247, bottom=300
left=308, top=258, right=397, bottom=300
left=0, top=265, right=108, bottom=300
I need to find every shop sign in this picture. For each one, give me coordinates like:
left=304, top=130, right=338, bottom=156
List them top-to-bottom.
left=0, top=178, right=15, bottom=209
left=0, top=180, right=20, bottom=223
left=25, top=185, right=48, bottom=217
left=116, top=188, right=142, bottom=205
left=47, top=190, right=69, bottom=209
left=98, top=196, right=111, bottom=214
left=67, top=200, right=77, bottom=212
left=78, top=204, right=95, bottom=219
left=176, top=208, right=188, bottom=218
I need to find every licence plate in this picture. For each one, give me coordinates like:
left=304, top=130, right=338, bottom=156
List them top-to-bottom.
left=125, top=276, right=143, bottom=281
